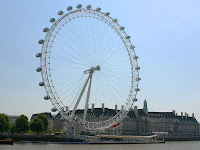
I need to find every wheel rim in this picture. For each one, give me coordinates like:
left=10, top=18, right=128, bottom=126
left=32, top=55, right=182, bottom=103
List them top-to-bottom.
left=39, top=6, right=140, bottom=130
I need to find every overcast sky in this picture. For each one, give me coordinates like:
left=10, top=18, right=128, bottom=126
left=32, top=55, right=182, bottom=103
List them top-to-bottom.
left=0, top=0, right=200, bottom=121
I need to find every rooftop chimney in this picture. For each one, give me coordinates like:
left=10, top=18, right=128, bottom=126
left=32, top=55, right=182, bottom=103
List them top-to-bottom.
left=91, top=103, right=94, bottom=112
left=102, top=103, right=105, bottom=112
left=115, top=105, right=118, bottom=113
left=121, top=105, right=124, bottom=110
left=65, top=106, right=68, bottom=112
left=134, top=106, right=138, bottom=118
left=172, top=110, right=175, bottom=114
left=181, top=112, right=183, bottom=118
left=185, top=112, right=187, bottom=119
left=175, top=113, right=177, bottom=116
left=192, top=113, right=194, bottom=119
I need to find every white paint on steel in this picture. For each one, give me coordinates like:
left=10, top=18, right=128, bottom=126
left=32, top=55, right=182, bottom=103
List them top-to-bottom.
left=38, top=6, right=140, bottom=131
left=83, top=73, right=93, bottom=122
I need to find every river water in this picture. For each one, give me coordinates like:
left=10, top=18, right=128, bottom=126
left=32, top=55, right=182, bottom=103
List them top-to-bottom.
left=1, top=141, right=200, bottom=150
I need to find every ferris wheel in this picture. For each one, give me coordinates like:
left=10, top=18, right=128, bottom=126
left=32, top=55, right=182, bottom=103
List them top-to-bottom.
left=36, top=4, right=140, bottom=131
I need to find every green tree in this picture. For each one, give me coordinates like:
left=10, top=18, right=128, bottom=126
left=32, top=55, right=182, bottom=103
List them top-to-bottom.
left=0, top=113, right=10, bottom=133
left=37, top=114, right=48, bottom=131
left=15, top=115, right=29, bottom=133
left=30, top=117, right=44, bottom=134
left=10, top=122, right=16, bottom=133
left=46, top=129, right=52, bottom=134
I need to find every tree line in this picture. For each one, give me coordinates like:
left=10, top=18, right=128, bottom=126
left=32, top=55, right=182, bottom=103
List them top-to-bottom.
left=0, top=113, right=50, bottom=134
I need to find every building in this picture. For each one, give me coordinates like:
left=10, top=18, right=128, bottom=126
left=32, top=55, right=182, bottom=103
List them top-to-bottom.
left=31, top=100, right=199, bottom=136
left=121, top=100, right=199, bottom=136
left=8, top=115, right=20, bottom=125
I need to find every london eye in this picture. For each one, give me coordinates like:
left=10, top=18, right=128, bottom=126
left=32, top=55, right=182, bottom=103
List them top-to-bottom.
left=36, top=4, right=140, bottom=131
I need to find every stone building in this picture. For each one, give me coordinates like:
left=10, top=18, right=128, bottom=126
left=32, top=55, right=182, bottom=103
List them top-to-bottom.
left=31, top=100, right=199, bottom=136
left=120, top=100, right=199, bottom=136
left=8, top=115, right=20, bottom=125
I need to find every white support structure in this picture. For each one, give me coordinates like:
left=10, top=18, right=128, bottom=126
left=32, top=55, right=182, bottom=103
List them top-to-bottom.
left=71, top=66, right=99, bottom=120
left=83, top=73, right=93, bottom=122
left=70, top=75, right=90, bottom=118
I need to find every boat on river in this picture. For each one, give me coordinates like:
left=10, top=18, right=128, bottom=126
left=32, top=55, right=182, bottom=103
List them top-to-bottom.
left=84, top=134, right=165, bottom=144
left=0, top=139, right=14, bottom=145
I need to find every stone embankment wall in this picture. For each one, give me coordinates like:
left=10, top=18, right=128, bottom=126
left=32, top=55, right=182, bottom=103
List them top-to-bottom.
left=0, top=133, right=82, bottom=142
left=1, top=133, right=200, bottom=142
left=161, top=136, right=200, bottom=141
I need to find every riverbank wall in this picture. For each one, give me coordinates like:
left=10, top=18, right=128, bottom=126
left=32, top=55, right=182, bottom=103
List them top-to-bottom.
left=1, top=133, right=200, bottom=142
left=0, top=134, right=82, bottom=142
left=161, top=136, right=200, bottom=141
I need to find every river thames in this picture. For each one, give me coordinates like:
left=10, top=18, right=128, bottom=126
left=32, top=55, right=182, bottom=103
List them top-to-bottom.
left=1, top=141, right=200, bottom=150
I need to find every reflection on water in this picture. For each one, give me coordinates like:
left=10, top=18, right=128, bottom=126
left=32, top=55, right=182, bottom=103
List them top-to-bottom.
left=1, top=141, right=200, bottom=150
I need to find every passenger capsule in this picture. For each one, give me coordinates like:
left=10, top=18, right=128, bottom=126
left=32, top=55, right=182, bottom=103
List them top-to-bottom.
left=77, top=4, right=82, bottom=9
left=86, top=5, right=92, bottom=10
left=67, top=6, right=72, bottom=11
left=96, top=7, right=101, bottom=12
left=58, top=11, right=63, bottom=15
left=104, top=12, right=110, bottom=16
left=50, top=18, right=55, bottom=23
left=113, top=19, right=118, bottom=23
left=43, top=27, right=49, bottom=32
left=119, top=27, right=125, bottom=30
left=125, top=36, right=131, bottom=39
left=38, top=39, right=44, bottom=44
left=130, top=45, right=135, bottom=49
left=36, top=53, right=42, bottom=58
left=133, top=55, right=138, bottom=59
left=96, top=66, right=100, bottom=70
left=135, top=66, right=140, bottom=70
left=36, top=67, right=42, bottom=72
left=136, top=77, right=141, bottom=81
left=39, top=82, right=45, bottom=86
left=135, top=88, right=140, bottom=92
left=44, top=95, right=50, bottom=100
left=133, top=98, right=137, bottom=102
left=51, top=107, right=57, bottom=112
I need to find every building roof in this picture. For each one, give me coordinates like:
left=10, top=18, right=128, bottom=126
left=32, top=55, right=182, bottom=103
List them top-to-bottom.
left=54, top=108, right=143, bottom=119
left=74, top=108, right=147, bottom=119
left=75, top=108, right=118, bottom=117
left=138, top=109, right=147, bottom=116
left=30, top=112, right=53, bottom=121
left=148, top=112, right=177, bottom=118
left=148, top=112, right=198, bottom=122
left=176, top=116, right=198, bottom=122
